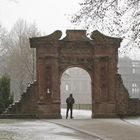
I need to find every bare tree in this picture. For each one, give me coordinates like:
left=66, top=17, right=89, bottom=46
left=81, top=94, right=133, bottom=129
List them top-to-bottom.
left=72, top=0, right=140, bottom=52
left=1, top=19, right=40, bottom=101
left=0, top=24, right=8, bottom=75
left=0, top=24, right=7, bottom=54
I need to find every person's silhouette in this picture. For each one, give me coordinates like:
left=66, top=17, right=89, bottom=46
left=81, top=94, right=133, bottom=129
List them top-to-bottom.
left=66, top=93, right=75, bottom=119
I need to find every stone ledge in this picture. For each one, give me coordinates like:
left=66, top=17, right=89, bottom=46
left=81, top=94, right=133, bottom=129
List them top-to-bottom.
left=0, top=114, right=38, bottom=119
left=0, top=114, right=62, bottom=119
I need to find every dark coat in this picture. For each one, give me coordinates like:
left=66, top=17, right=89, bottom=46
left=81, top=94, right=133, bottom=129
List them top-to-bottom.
left=66, top=96, right=75, bottom=106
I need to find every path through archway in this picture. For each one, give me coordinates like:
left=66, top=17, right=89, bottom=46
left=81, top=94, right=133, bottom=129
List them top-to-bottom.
left=60, top=67, right=92, bottom=119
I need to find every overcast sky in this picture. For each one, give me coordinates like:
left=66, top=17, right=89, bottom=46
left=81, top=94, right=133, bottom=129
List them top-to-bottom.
left=0, top=0, right=140, bottom=59
left=0, top=0, right=82, bottom=34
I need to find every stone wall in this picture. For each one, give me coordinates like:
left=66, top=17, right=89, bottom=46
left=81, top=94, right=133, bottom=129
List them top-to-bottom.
left=116, top=74, right=140, bottom=117
left=116, top=74, right=129, bottom=117
left=0, top=80, right=62, bottom=119
left=0, top=82, right=38, bottom=118
left=128, top=98, right=140, bottom=116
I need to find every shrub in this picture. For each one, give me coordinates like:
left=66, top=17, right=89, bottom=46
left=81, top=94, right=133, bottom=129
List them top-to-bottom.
left=0, top=74, right=13, bottom=113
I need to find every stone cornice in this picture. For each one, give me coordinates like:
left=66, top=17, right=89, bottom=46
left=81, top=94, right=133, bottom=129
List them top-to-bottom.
left=30, top=29, right=122, bottom=48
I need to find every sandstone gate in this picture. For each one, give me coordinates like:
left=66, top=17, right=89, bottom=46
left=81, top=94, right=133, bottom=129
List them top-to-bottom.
left=2, top=30, right=140, bottom=118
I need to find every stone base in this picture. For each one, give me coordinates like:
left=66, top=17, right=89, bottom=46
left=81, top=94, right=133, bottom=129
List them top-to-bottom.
left=37, top=102, right=62, bottom=119
left=92, top=113, right=118, bottom=118
left=0, top=114, right=37, bottom=119
left=0, top=114, right=62, bottom=119
left=37, top=114, right=62, bottom=119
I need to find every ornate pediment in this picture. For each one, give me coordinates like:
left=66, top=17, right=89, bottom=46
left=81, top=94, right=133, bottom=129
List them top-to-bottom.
left=30, top=30, right=62, bottom=48
left=90, top=30, right=122, bottom=46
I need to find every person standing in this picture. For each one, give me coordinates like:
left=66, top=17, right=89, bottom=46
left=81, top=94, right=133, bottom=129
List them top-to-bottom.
left=66, top=93, right=75, bottom=119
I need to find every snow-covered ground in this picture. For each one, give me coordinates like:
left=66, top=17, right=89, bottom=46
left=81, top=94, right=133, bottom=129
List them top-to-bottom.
left=0, top=109, right=140, bottom=140
left=0, top=109, right=96, bottom=140
left=61, top=109, right=92, bottom=119
left=62, top=109, right=140, bottom=127
left=123, top=117, right=140, bottom=126
left=0, top=119, right=96, bottom=140
left=0, top=120, right=77, bottom=140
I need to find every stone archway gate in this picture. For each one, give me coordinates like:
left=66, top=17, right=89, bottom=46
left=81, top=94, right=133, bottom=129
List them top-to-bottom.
left=2, top=30, right=140, bottom=119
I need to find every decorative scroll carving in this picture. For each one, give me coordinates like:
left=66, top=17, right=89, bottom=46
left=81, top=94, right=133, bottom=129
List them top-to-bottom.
left=30, top=30, right=62, bottom=48
left=90, top=30, right=122, bottom=45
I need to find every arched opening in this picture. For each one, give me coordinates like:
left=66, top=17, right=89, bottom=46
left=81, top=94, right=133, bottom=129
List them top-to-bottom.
left=60, top=67, right=92, bottom=119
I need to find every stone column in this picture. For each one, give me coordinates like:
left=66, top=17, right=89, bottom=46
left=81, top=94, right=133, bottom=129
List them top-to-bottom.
left=49, top=57, right=62, bottom=118
left=92, top=57, right=117, bottom=118
left=108, top=57, right=116, bottom=102
left=37, top=58, right=46, bottom=103
left=51, top=58, right=60, bottom=103
left=92, top=58, right=100, bottom=117
left=93, top=58, right=101, bottom=101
